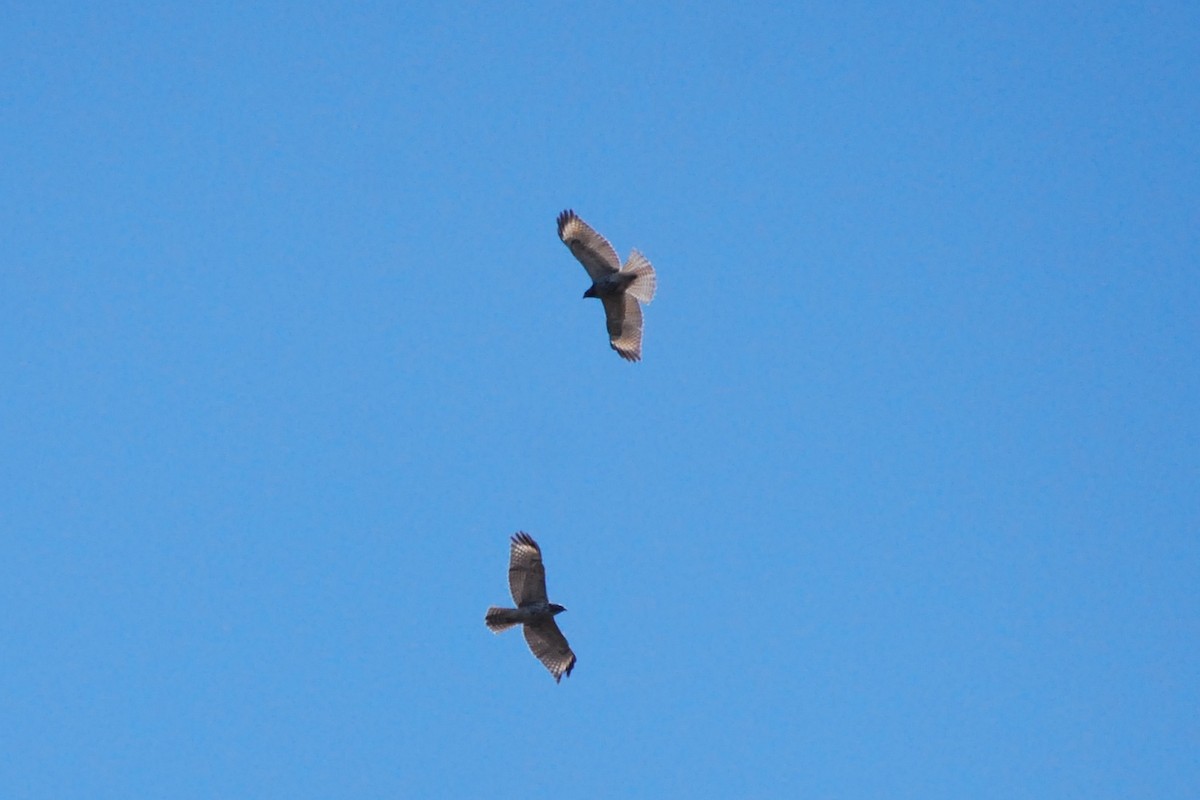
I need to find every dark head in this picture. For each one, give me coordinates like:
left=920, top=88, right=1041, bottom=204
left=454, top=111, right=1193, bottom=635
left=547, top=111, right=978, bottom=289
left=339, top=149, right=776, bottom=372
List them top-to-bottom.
left=582, top=286, right=597, bottom=299
left=549, top=603, right=567, bottom=616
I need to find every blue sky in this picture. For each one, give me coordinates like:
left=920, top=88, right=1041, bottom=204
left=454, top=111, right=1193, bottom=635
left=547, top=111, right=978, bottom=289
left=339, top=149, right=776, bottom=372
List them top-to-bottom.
left=2, top=2, right=1197, bottom=797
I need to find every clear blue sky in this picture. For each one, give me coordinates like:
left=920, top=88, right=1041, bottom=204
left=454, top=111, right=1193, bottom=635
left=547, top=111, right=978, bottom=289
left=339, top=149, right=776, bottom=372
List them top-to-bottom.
left=2, top=3, right=1197, bottom=798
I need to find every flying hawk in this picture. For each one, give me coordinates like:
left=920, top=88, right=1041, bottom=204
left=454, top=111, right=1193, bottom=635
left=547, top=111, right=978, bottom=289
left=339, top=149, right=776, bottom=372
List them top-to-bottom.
left=557, top=209, right=657, bottom=361
left=485, top=532, right=576, bottom=683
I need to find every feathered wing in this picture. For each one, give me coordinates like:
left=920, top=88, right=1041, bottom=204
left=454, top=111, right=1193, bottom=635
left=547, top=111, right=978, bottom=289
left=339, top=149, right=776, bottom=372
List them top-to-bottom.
left=557, top=209, right=620, bottom=281
left=622, top=250, right=656, bottom=303
left=601, top=293, right=644, bottom=362
left=508, top=532, right=548, bottom=606
left=523, top=619, right=576, bottom=683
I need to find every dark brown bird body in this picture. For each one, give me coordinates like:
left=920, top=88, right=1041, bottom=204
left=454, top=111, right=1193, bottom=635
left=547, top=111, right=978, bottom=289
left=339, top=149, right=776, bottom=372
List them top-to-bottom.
left=485, top=532, right=576, bottom=683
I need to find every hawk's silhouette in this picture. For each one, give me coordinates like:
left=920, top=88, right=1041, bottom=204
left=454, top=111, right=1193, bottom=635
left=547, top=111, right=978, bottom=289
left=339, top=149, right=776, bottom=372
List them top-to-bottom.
left=557, top=209, right=657, bottom=361
left=485, top=532, right=576, bottom=682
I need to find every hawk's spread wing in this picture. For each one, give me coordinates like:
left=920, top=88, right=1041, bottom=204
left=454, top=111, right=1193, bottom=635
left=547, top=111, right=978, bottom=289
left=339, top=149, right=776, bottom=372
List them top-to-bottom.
left=557, top=209, right=620, bottom=281
left=601, top=292, right=644, bottom=362
left=507, top=532, right=548, bottom=606
left=523, top=619, right=576, bottom=683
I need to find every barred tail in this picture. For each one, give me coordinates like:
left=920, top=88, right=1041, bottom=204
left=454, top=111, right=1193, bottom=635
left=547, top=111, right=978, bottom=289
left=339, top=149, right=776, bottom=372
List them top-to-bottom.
left=622, top=250, right=656, bottom=303
left=485, top=607, right=520, bottom=633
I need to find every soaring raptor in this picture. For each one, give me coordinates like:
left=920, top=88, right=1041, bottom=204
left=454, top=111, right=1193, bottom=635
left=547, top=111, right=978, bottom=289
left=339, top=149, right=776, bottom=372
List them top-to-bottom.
left=557, top=209, right=657, bottom=361
left=485, top=532, right=576, bottom=682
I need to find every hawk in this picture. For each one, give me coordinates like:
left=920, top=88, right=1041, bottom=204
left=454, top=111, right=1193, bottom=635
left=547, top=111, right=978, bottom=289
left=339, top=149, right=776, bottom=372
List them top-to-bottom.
left=557, top=209, right=657, bottom=361
left=485, top=532, right=576, bottom=682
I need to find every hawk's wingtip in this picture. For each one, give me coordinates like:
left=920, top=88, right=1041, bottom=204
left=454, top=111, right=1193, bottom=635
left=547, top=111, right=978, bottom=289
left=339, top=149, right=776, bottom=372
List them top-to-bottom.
left=556, top=208, right=577, bottom=235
